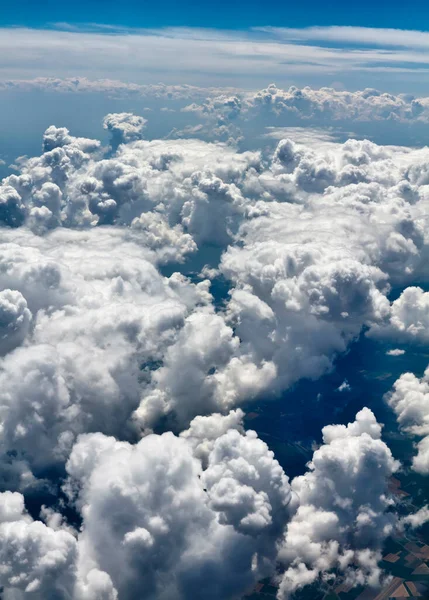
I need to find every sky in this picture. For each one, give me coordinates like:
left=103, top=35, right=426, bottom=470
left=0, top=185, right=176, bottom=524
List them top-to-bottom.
left=3, top=0, right=429, bottom=31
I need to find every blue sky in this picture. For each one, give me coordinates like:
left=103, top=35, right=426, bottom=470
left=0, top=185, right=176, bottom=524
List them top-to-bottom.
left=3, top=0, right=429, bottom=31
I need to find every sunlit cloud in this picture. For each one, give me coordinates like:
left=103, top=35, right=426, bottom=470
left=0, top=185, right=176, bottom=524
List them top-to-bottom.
left=1, top=25, right=429, bottom=89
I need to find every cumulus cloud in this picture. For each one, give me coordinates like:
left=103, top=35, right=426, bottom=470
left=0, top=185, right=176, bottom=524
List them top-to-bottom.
left=5, top=78, right=429, bottom=135
left=182, top=83, right=429, bottom=145
left=245, top=84, right=429, bottom=123
left=1, top=105, right=429, bottom=598
left=103, top=113, right=147, bottom=149
left=4, top=116, right=429, bottom=432
left=1, top=124, right=259, bottom=240
left=208, top=136, right=429, bottom=407
left=0, top=226, right=214, bottom=488
left=370, top=286, right=429, bottom=343
left=0, top=289, right=32, bottom=354
left=134, top=309, right=276, bottom=430
left=386, top=348, right=405, bottom=356
left=0, top=360, right=404, bottom=600
left=386, top=368, right=429, bottom=474
left=59, top=408, right=398, bottom=600
left=277, top=408, right=398, bottom=598
left=65, top=410, right=291, bottom=600
left=0, top=491, right=77, bottom=599
left=400, top=505, right=429, bottom=529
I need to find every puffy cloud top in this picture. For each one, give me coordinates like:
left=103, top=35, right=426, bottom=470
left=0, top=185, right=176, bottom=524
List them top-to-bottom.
left=0, top=101, right=428, bottom=598
left=103, top=113, right=147, bottom=148
left=370, top=286, right=429, bottom=343
left=387, top=368, right=429, bottom=474
left=277, top=409, right=398, bottom=598
left=65, top=410, right=291, bottom=600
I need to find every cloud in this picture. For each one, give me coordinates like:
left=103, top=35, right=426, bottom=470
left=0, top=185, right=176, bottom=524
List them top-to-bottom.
left=3, top=26, right=429, bottom=90
left=259, top=26, right=429, bottom=50
left=0, top=76, right=237, bottom=100
left=6, top=77, right=429, bottom=150
left=180, top=85, right=429, bottom=151
left=184, top=85, right=429, bottom=148
left=1, top=106, right=429, bottom=597
left=103, top=113, right=147, bottom=148
left=4, top=118, right=429, bottom=432
left=0, top=123, right=272, bottom=439
left=2, top=124, right=259, bottom=237
left=197, top=135, right=429, bottom=414
left=0, top=225, right=213, bottom=488
left=369, top=286, right=429, bottom=343
left=0, top=289, right=32, bottom=355
left=134, top=309, right=276, bottom=430
left=386, top=348, right=406, bottom=356
left=387, top=369, right=429, bottom=474
left=337, top=380, right=350, bottom=392
left=0, top=406, right=399, bottom=600
left=62, top=408, right=397, bottom=600
left=179, top=408, right=245, bottom=465
left=277, top=408, right=398, bottom=598
left=65, top=410, right=291, bottom=600
left=200, top=427, right=291, bottom=535
left=0, top=491, right=77, bottom=599
left=400, top=505, right=429, bottom=529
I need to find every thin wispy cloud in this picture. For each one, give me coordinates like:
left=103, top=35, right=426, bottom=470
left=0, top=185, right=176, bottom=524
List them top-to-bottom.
left=1, top=25, right=429, bottom=89
left=258, top=25, right=429, bottom=49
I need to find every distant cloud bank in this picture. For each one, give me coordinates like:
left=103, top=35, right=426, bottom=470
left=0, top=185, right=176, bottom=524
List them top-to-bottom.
left=2, top=24, right=429, bottom=90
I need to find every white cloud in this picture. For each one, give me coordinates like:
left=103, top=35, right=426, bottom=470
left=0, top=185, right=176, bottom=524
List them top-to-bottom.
left=2, top=26, right=429, bottom=90
left=259, top=26, right=429, bottom=50
left=0, top=76, right=236, bottom=100
left=185, top=85, right=429, bottom=146
left=1, top=105, right=429, bottom=598
left=103, top=113, right=147, bottom=148
left=4, top=118, right=429, bottom=433
left=184, top=134, right=429, bottom=414
left=0, top=225, right=213, bottom=487
left=370, top=286, right=429, bottom=343
left=0, top=289, right=32, bottom=355
left=386, top=348, right=406, bottom=356
left=387, top=368, right=429, bottom=474
left=337, top=380, right=350, bottom=392
left=61, top=408, right=398, bottom=600
left=277, top=408, right=398, bottom=598
left=65, top=411, right=291, bottom=600
left=200, top=427, right=291, bottom=535
left=0, top=491, right=77, bottom=599
left=400, top=505, right=429, bottom=529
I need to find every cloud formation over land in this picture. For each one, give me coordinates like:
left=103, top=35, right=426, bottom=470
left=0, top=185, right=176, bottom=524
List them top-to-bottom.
left=1, top=97, right=429, bottom=597
left=4, top=112, right=429, bottom=433
left=370, top=286, right=429, bottom=343
left=387, top=369, right=429, bottom=474
left=0, top=405, right=394, bottom=599
left=277, top=409, right=398, bottom=598
left=66, top=410, right=292, bottom=600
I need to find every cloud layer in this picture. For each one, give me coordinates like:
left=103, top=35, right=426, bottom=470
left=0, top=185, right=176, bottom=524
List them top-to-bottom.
left=3, top=25, right=429, bottom=90
left=1, top=99, right=429, bottom=597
